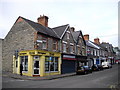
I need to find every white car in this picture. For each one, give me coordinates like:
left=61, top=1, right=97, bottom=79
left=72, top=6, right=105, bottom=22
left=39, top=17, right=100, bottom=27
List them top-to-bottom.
left=102, top=62, right=112, bottom=69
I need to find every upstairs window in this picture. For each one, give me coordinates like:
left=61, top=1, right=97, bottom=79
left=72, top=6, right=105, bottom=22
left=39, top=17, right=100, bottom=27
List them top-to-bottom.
left=42, top=37, right=47, bottom=49
left=53, top=39, right=58, bottom=51
left=62, top=41, right=67, bottom=53
left=63, top=43, right=67, bottom=53
left=70, top=43, right=74, bottom=54
left=77, top=45, right=80, bottom=55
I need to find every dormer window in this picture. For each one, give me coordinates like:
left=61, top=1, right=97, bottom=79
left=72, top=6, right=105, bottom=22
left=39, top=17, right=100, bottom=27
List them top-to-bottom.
left=42, top=37, right=47, bottom=49
left=53, top=39, right=58, bottom=51
left=62, top=41, right=67, bottom=53
left=70, top=43, right=74, bottom=54
left=77, top=45, right=80, bottom=55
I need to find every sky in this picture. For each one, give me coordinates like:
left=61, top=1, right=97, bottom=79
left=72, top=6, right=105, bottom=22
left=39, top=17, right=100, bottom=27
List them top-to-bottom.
left=0, top=0, right=119, bottom=47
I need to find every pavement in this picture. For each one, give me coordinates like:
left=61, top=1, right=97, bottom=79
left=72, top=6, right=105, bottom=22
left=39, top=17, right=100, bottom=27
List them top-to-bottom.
left=2, top=71, right=76, bottom=81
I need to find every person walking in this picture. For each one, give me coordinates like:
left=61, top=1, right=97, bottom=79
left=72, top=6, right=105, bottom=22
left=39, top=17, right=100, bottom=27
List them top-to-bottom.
left=20, top=64, right=23, bottom=76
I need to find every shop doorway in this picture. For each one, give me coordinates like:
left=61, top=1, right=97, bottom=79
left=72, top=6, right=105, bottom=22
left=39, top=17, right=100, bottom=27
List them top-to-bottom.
left=33, top=60, right=40, bottom=75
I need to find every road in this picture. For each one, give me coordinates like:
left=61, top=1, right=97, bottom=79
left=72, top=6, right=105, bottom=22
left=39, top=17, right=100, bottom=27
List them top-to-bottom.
left=2, top=64, right=119, bottom=88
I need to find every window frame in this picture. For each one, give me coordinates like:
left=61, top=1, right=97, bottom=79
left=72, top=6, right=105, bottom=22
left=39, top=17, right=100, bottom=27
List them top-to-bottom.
left=42, top=36, right=48, bottom=49
left=53, top=39, right=58, bottom=51
left=63, top=43, right=67, bottom=53
left=20, top=56, right=28, bottom=72
left=45, top=57, right=59, bottom=72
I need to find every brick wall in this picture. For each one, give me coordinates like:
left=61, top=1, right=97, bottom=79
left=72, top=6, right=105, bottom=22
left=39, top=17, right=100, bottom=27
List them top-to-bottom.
left=2, top=20, right=36, bottom=72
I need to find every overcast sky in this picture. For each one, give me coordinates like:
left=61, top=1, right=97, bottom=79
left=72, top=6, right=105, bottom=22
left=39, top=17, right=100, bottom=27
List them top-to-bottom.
left=0, top=0, right=119, bottom=47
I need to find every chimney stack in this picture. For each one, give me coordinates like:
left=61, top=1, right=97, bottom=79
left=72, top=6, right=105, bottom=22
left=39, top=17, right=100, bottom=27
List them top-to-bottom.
left=37, top=15, right=49, bottom=27
left=70, top=27, right=75, bottom=32
left=84, top=34, right=89, bottom=41
left=94, top=38, right=100, bottom=45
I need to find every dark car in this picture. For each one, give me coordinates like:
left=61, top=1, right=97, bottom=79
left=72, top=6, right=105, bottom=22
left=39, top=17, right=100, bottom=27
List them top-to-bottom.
left=92, top=64, right=99, bottom=71
left=97, top=64, right=104, bottom=70
left=76, top=66, right=92, bottom=75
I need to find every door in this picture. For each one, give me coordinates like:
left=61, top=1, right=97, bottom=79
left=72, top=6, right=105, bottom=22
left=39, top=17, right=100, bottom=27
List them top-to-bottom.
left=33, top=60, right=40, bottom=75
left=61, top=60, right=75, bottom=74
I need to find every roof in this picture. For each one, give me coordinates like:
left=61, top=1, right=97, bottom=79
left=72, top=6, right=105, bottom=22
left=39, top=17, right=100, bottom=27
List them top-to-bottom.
left=20, top=16, right=60, bottom=39
left=52, top=24, right=69, bottom=39
left=72, top=31, right=86, bottom=45
left=72, top=31, right=80, bottom=42
left=86, top=40, right=99, bottom=49
left=92, top=41, right=107, bottom=50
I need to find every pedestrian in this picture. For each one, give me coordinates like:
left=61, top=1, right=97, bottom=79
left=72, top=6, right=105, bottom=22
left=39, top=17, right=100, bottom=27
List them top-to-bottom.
left=20, top=64, right=23, bottom=76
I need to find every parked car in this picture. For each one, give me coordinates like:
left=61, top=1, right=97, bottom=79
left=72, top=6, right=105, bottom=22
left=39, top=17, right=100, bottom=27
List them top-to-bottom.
left=102, top=62, right=112, bottom=69
left=92, top=64, right=99, bottom=71
left=97, top=64, right=104, bottom=70
left=76, top=66, right=92, bottom=75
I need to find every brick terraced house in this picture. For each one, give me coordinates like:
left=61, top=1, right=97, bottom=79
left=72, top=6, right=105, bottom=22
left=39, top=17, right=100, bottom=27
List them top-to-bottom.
left=2, top=15, right=87, bottom=76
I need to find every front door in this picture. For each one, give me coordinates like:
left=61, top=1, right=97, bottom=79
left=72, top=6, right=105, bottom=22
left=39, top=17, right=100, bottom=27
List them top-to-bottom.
left=33, top=60, right=40, bottom=75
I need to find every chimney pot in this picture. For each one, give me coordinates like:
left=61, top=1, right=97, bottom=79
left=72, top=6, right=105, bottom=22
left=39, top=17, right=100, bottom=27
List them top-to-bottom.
left=37, top=15, right=49, bottom=27
left=70, top=27, right=75, bottom=32
left=84, top=34, right=89, bottom=41
left=94, top=38, right=100, bottom=44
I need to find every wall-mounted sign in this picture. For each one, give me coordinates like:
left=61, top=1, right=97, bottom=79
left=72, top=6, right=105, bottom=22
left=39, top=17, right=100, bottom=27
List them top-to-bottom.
left=63, top=55, right=76, bottom=60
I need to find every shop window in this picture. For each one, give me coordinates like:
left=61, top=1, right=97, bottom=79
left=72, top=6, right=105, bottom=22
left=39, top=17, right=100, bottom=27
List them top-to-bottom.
left=53, top=39, right=58, bottom=51
left=20, top=56, right=28, bottom=71
left=45, top=57, right=58, bottom=72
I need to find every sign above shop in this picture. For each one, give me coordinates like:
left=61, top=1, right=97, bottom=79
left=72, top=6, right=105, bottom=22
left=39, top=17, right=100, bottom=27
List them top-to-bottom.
left=63, top=55, right=76, bottom=60
left=63, top=55, right=75, bottom=58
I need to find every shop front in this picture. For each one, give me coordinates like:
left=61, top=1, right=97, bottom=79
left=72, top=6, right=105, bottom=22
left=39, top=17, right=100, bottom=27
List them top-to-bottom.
left=13, top=50, right=61, bottom=77
left=61, top=54, right=76, bottom=74
left=76, top=55, right=87, bottom=67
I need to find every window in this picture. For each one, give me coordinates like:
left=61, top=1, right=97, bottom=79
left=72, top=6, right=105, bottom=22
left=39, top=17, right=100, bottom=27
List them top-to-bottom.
left=42, top=37, right=47, bottom=49
left=53, top=39, right=58, bottom=51
left=63, top=43, right=67, bottom=53
left=70, top=45, right=74, bottom=54
left=77, top=46, right=80, bottom=54
left=20, top=56, right=28, bottom=71
left=45, top=57, right=59, bottom=72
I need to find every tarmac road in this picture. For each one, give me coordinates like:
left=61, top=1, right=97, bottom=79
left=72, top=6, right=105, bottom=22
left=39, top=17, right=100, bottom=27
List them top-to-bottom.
left=2, top=64, right=119, bottom=88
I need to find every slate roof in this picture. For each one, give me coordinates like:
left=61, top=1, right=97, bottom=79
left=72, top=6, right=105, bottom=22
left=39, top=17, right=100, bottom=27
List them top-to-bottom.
left=20, top=16, right=60, bottom=39
left=52, top=24, right=69, bottom=38
left=72, top=31, right=86, bottom=45
left=72, top=31, right=80, bottom=42
left=86, top=40, right=98, bottom=49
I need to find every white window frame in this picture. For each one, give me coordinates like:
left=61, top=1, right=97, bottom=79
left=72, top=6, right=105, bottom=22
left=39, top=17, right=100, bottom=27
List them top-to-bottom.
left=53, top=39, right=58, bottom=51
left=63, top=43, right=67, bottom=53
left=70, top=45, right=74, bottom=54
left=20, top=56, right=28, bottom=72
left=45, top=57, right=59, bottom=72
